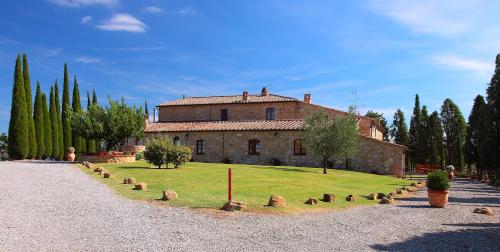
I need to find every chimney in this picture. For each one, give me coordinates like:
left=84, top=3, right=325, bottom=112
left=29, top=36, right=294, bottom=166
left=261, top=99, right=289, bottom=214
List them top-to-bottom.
left=261, top=87, right=269, bottom=96
left=242, top=91, right=249, bottom=101
left=304, top=93, right=311, bottom=104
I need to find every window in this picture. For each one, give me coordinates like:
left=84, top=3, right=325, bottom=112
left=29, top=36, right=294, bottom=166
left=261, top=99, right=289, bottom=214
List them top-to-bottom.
left=266, top=108, right=275, bottom=120
left=221, top=109, right=228, bottom=121
left=173, top=136, right=180, bottom=146
left=248, top=139, right=261, bottom=155
left=294, top=139, right=306, bottom=155
left=196, top=140, right=204, bottom=154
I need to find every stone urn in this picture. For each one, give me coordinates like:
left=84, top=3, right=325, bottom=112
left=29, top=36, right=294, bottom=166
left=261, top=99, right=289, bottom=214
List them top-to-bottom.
left=66, top=147, right=76, bottom=161
left=447, top=171, right=454, bottom=181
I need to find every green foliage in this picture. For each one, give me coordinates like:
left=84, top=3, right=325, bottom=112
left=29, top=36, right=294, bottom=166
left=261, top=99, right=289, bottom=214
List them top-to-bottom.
left=486, top=53, right=500, bottom=180
left=23, top=54, right=36, bottom=159
left=8, top=55, right=29, bottom=159
left=61, top=63, right=72, bottom=156
left=71, top=77, right=83, bottom=157
left=33, top=82, right=45, bottom=159
left=55, top=82, right=64, bottom=159
left=49, top=86, right=60, bottom=158
left=85, top=91, right=96, bottom=154
left=42, top=93, right=52, bottom=158
left=408, top=94, right=421, bottom=164
left=72, top=97, right=145, bottom=151
left=441, top=98, right=467, bottom=170
left=144, top=100, right=149, bottom=115
left=303, top=109, right=358, bottom=174
left=390, top=109, right=409, bottom=146
left=365, top=110, right=389, bottom=141
left=427, top=111, right=444, bottom=166
left=0, top=133, right=7, bottom=152
left=143, top=138, right=192, bottom=168
left=144, top=138, right=173, bottom=168
left=172, top=145, right=192, bottom=168
left=135, top=151, right=144, bottom=160
left=427, top=170, right=450, bottom=191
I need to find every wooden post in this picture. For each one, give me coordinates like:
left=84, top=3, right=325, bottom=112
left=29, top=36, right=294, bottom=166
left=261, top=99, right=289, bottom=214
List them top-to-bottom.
left=228, top=168, right=232, bottom=202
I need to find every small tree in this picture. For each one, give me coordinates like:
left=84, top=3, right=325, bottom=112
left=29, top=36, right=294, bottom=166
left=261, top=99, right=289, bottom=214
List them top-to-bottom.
left=72, top=97, right=145, bottom=151
left=303, top=109, right=358, bottom=174
left=144, top=138, right=172, bottom=168
left=172, top=145, right=192, bottom=168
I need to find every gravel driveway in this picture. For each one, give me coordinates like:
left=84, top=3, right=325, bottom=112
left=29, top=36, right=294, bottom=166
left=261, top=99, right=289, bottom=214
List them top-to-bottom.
left=0, top=161, right=499, bottom=251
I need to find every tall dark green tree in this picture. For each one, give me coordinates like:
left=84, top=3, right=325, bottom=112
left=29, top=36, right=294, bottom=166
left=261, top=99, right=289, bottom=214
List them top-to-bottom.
left=23, top=54, right=37, bottom=158
left=486, top=54, right=500, bottom=179
left=8, top=55, right=29, bottom=159
left=61, top=63, right=72, bottom=158
left=72, top=76, right=83, bottom=157
left=55, top=81, right=64, bottom=159
left=33, top=82, right=45, bottom=159
left=49, top=86, right=60, bottom=158
left=92, top=89, right=100, bottom=151
left=92, top=89, right=98, bottom=105
left=86, top=91, right=96, bottom=153
left=42, top=92, right=52, bottom=158
left=408, top=94, right=422, bottom=164
left=465, top=95, right=485, bottom=170
left=441, top=98, right=467, bottom=171
left=145, top=100, right=149, bottom=115
left=419, top=106, right=430, bottom=163
left=390, top=109, right=409, bottom=146
left=365, top=110, right=389, bottom=141
left=427, top=111, right=444, bottom=166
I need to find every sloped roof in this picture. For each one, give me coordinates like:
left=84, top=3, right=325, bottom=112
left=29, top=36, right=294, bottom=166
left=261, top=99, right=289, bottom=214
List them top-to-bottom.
left=157, top=94, right=297, bottom=107
left=145, top=120, right=304, bottom=132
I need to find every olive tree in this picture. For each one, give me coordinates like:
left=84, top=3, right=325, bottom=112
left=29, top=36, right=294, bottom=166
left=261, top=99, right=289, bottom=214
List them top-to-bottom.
left=72, top=97, right=145, bottom=151
left=303, top=109, right=358, bottom=174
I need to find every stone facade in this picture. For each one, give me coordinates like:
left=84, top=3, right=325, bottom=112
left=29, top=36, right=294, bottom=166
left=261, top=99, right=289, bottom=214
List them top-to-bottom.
left=146, top=88, right=404, bottom=176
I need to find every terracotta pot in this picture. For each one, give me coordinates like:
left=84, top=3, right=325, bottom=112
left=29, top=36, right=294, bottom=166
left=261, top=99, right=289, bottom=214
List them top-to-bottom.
left=67, top=152, right=76, bottom=161
left=427, top=189, right=449, bottom=208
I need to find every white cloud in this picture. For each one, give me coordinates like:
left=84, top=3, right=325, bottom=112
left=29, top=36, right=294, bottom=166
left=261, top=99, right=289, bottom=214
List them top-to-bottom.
left=48, top=0, right=118, bottom=7
left=142, top=6, right=164, bottom=14
left=177, top=6, right=197, bottom=16
left=96, top=13, right=147, bottom=33
left=80, top=16, right=92, bottom=24
left=46, top=48, right=62, bottom=57
left=430, top=54, right=492, bottom=75
left=75, top=56, right=101, bottom=63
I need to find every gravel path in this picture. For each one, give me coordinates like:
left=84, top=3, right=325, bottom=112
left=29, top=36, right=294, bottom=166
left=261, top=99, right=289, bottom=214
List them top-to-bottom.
left=0, top=161, right=499, bottom=251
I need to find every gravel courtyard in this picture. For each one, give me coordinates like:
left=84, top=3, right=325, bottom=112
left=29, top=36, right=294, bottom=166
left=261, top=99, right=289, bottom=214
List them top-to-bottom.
left=0, top=162, right=498, bottom=251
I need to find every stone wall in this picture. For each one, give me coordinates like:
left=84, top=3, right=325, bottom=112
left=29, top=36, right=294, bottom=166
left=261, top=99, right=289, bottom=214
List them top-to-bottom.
left=145, top=130, right=405, bottom=176
left=81, top=154, right=136, bottom=163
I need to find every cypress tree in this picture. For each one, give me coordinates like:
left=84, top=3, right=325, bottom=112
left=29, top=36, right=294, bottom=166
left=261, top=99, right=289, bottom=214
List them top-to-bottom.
left=23, top=54, right=37, bottom=158
left=486, top=54, right=500, bottom=180
left=8, top=55, right=29, bottom=159
left=61, top=63, right=72, bottom=158
left=72, top=76, right=83, bottom=157
left=55, top=81, right=64, bottom=159
left=33, top=82, right=45, bottom=159
left=49, top=86, right=60, bottom=158
left=92, top=89, right=100, bottom=151
left=92, top=89, right=98, bottom=105
left=86, top=91, right=96, bottom=153
left=42, top=92, right=52, bottom=159
left=408, top=94, right=421, bottom=164
left=465, top=95, right=484, bottom=170
left=441, top=98, right=467, bottom=171
left=145, top=100, right=149, bottom=115
left=420, top=106, right=430, bottom=164
left=390, top=109, right=409, bottom=146
left=428, top=111, right=444, bottom=166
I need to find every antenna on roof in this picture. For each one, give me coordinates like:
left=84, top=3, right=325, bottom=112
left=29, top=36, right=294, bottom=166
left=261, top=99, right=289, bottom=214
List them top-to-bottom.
left=352, top=89, right=360, bottom=116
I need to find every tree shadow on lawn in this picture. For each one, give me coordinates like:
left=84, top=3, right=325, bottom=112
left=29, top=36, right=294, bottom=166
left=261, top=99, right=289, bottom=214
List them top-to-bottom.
left=117, top=166, right=178, bottom=170
left=248, top=166, right=320, bottom=173
left=370, top=224, right=500, bottom=251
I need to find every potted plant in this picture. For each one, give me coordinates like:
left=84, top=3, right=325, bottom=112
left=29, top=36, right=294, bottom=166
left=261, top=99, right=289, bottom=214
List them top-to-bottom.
left=66, top=147, right=76, bottom=161
left=427, top=170, right=450, bottom=208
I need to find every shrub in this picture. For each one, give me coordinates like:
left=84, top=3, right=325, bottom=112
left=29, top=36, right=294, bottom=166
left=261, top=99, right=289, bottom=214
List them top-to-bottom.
left=144, top=138, right=172, bottom=168
left=172, top=145, right=192, bottom=168
left=135, top=151, right=144, bottom=160
left=222, top=157, right=231, bottom=164
left=270, top=158, right=281, bottom=166
left=427, top=170, right=450, bottom=191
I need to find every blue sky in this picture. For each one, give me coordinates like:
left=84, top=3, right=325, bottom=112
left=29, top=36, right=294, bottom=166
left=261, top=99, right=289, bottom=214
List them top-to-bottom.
left=1, top=0, right=499, bottom=133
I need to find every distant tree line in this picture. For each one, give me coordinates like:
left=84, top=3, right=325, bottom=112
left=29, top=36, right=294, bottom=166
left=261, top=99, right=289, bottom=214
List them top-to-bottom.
left=7, top=54, right=147, bottom=161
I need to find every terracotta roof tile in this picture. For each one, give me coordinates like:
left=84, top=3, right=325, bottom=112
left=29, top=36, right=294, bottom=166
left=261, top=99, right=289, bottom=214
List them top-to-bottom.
left=158, top=94, right=297, bottom=107
left=145, top=120, right=304, bottom=132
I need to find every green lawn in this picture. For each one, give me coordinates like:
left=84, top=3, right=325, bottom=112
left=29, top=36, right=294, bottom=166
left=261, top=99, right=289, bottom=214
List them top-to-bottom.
left=78, top=161, right=413, bottom=213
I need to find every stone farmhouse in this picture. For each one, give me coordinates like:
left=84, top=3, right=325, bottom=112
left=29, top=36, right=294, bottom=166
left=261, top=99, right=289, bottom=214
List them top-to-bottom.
left=144, top=87, right=406, bottom=176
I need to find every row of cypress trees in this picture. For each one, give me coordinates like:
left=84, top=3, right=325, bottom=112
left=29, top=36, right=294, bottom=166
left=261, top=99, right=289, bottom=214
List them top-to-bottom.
left=7, top=54, right=100, bottom=160
left=465, top=54, right=500, bottom=180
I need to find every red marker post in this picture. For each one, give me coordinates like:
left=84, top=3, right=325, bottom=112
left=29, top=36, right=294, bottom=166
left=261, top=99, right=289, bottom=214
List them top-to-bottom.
left=228, top=168, right=232, bottom=202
